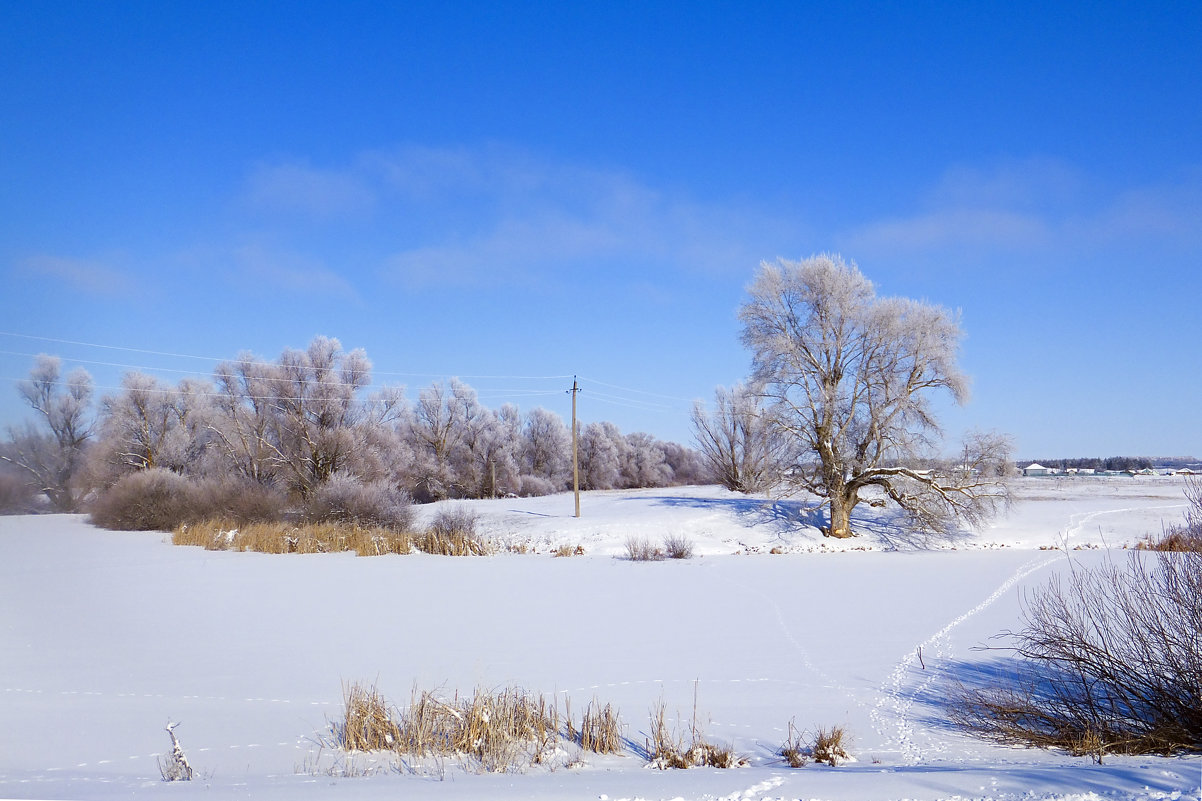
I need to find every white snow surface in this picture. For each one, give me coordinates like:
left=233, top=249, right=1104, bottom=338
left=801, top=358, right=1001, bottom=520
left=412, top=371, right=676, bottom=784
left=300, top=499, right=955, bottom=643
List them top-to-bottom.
left=1, top=476, right=1198, bottom=801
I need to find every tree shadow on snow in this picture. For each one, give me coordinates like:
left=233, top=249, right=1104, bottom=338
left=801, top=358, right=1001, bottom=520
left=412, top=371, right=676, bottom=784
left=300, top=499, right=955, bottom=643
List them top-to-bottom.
left=633, top=494, right=826, bottom=537
left=634, top=494, right=976, bottom=550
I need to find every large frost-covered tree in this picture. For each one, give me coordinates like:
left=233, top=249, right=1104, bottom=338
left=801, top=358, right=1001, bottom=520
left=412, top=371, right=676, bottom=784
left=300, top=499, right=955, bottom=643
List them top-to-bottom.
left=739, top=254, right=1011, bottom=538
left=2, top=355, right=94, bottom=510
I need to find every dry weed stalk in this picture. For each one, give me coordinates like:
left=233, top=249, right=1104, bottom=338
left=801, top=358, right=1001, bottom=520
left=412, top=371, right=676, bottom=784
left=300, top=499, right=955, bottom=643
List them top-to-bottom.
left=778, top=719, right=807, bottom=767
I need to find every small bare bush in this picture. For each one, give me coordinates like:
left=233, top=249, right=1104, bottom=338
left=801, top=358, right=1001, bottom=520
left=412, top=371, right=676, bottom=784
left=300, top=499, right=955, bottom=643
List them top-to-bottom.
left=415, top=507, right=491, bottom=556
left=663, top=533, right=694, bottom=559
left=625, top=536, right=664, bottom=561
left=552, top=543, right=584, bottom=557
left=952, top=549, right=1202, bottom=759
left=811, top=725, right=850, bottom=766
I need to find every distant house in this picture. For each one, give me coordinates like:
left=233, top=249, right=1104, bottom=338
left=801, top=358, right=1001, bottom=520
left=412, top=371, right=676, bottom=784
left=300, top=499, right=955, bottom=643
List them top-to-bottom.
left=1023, top=463, right=1053, bottom=477
left=1176, top=467, right=1198, bottom=476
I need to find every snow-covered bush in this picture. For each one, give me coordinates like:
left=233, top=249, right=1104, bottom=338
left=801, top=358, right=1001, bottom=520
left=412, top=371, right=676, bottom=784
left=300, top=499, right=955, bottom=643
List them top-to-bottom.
left=89, top=468, right=197, bottom=531
left=0, top=469, right=38, bottom=514
left=90, top=470, right=287, bottom=531
left=303, top=473, right=414, bottom=531
left=518, top=474, right=556, bottom=497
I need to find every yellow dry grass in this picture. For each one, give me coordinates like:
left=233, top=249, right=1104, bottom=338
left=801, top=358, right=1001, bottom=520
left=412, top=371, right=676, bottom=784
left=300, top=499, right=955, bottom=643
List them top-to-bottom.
left=172, top=519, right=411, bottom=556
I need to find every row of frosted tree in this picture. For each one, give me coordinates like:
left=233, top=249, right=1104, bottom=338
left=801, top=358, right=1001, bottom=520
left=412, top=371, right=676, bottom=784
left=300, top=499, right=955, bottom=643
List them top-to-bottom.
left=0, top=337, right=710, bottom=513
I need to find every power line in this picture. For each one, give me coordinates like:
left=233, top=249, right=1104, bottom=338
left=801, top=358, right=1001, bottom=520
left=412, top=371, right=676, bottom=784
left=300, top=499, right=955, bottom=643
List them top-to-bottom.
left=0, top=331, right=700, bottom=418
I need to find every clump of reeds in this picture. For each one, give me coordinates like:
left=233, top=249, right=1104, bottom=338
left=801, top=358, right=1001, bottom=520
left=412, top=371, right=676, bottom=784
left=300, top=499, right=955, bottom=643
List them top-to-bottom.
left=413, top=507, right=492, bottom=556
left=173, top=520, right=411, bottom=556
left=645, top=685, right=743, bottom=769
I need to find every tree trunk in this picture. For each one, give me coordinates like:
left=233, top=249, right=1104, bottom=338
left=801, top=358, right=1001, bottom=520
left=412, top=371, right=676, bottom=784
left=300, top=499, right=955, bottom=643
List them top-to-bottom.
left=827, top=492, right=855, bottom=538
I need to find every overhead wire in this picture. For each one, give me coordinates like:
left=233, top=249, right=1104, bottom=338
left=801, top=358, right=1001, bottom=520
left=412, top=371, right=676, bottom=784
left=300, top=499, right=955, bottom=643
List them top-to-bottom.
left=0, top=330, right=700, bottom=420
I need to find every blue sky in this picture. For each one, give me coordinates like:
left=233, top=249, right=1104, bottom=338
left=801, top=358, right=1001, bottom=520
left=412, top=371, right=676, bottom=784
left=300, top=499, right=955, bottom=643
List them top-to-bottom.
left=2, top=1, right=1199, bottom=459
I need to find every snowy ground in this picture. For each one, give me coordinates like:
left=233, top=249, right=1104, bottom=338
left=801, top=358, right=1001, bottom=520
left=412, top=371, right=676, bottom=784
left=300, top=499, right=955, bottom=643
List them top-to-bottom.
left=1, top=477, right=1198, bottom=801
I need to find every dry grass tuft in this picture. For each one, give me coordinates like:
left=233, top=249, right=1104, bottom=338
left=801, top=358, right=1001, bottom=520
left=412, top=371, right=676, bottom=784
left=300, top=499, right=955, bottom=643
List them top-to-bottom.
left=414, top=507, right=492, bottom=556
left=173, top=519, right=411, bottom=556
left=1136, top=526, right=1202, bottom=553
left=553, top=543, right=585, bottom=557
left=339, top=681, right=399, bottom=751
left=393, top=685, right=562, bottom=772
left=645, top=687, right=744, bottom=769
left=573, top=697, right=624, bottom=753
left=811, top=725, right=851, bottom=766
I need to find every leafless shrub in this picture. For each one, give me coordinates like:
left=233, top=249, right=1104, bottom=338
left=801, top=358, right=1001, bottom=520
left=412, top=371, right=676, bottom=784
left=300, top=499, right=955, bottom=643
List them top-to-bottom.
left=90, top=467, right=197, bottom=531
left=0, top=470, right=38, bottom=514
left=303, top=473, right=414, bottom=531
left=518, top=475, right=557, bottom=497
left=191, top=476, right=287, bottom=524
left=415, top=507, right=490, bottom=555
left=663, top=534, right=694, bottom=559
left=625, top=536, right=664, bottom=562
left=951, top=549, right=1202, bottom=759
left=158, top=721, right=193, bottom=781
left=811, top=725, right=851, bottom=766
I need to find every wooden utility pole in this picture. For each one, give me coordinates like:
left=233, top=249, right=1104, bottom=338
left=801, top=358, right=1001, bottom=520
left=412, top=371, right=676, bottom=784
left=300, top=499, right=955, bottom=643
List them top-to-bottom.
left=569, top=376, right=581, bottom=518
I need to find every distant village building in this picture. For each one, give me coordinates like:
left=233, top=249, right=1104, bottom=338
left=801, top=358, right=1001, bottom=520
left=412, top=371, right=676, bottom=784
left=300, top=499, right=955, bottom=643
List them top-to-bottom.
left=1022, top=463, right=1053, bottom=477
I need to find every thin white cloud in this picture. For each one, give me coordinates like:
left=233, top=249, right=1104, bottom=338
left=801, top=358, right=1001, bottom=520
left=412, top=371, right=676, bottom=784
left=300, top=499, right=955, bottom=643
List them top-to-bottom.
left=366, top=145, right=802, bottom=288
left=243, top=161, right=376, bottom=220
left=839, top=161, right=1202, bottom=261
left=230, top=244, right=360, bottom=299
left=17, top=254, right=136, bottom=296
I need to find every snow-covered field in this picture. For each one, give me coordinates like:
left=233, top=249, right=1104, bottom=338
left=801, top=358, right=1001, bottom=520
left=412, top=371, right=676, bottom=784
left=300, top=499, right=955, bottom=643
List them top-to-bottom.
left=1, top=477, right=1198, bottom=801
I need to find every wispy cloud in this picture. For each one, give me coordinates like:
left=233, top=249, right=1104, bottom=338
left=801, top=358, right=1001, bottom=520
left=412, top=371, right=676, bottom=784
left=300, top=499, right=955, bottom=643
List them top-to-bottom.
left=240, top=145, right=805, bottom=290
left=838, top=160, right=1202, bottom=263
left=243, top=161, right=376, bottom=220
left=230, top=243, right=361, bottom=299
left=16, top=253, right=137, bottom=297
